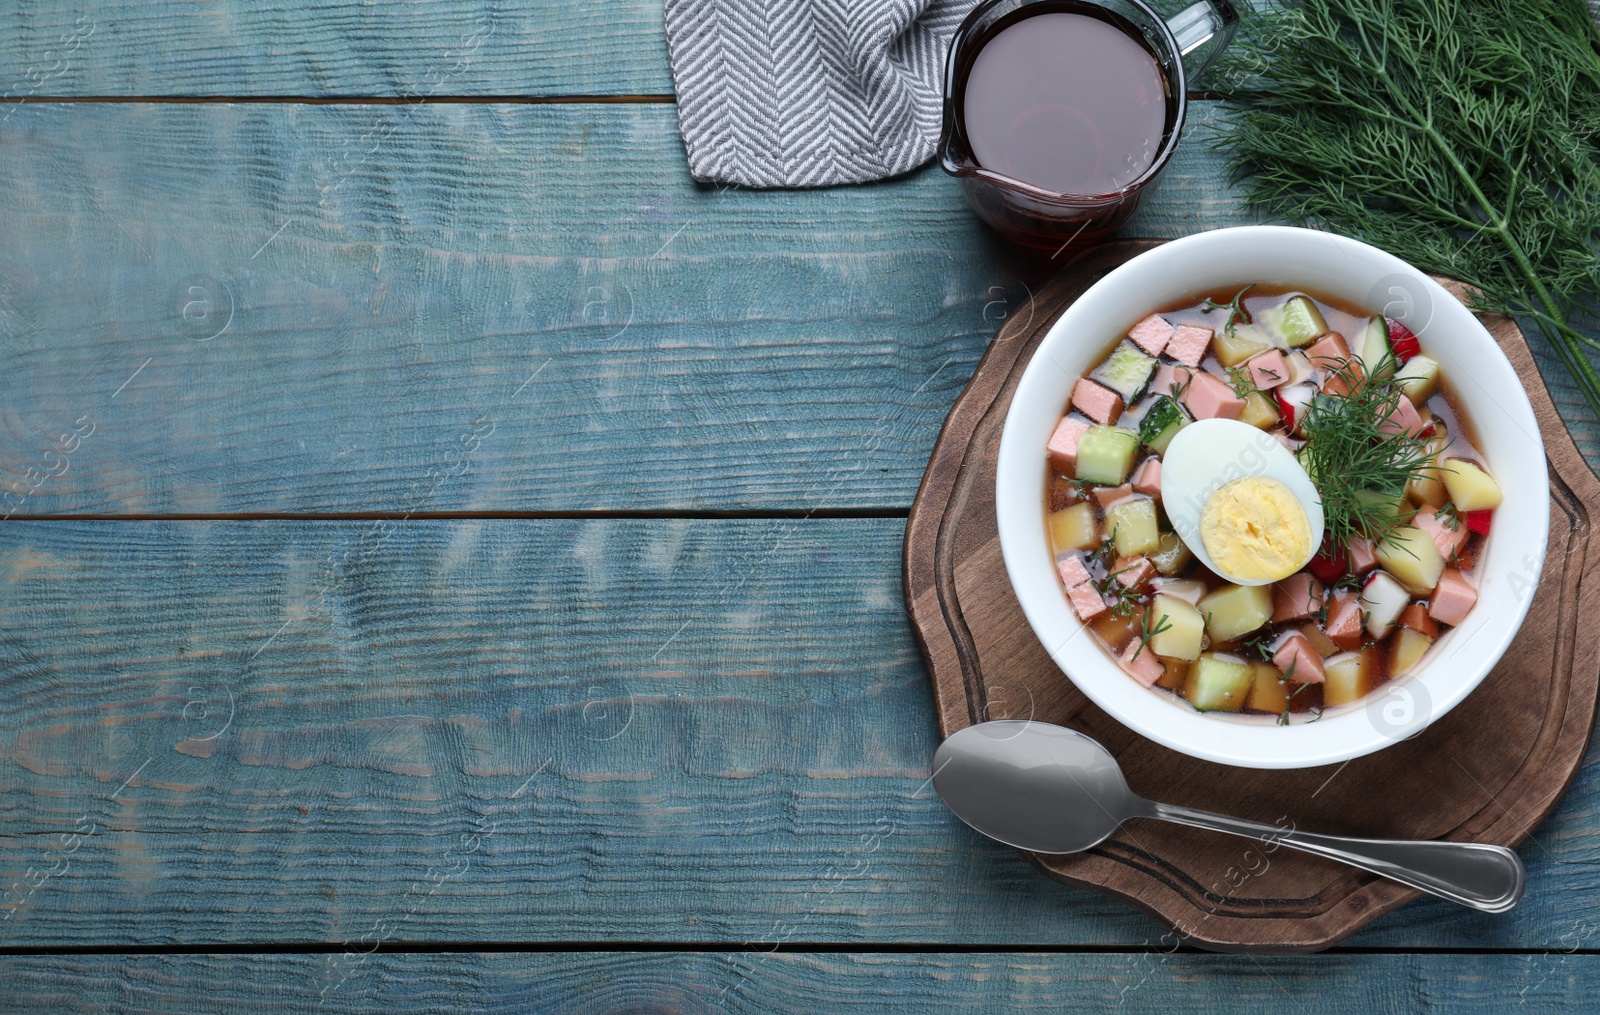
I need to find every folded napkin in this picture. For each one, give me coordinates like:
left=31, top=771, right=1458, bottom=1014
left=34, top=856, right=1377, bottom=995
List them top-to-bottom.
left=663, top=0, right=975, bottom=187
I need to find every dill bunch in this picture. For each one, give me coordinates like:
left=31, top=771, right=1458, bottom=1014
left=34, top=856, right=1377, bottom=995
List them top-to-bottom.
left=1210, top=0, right=1600, bottom=421
left=1297, top=359, right=1433, bottom=548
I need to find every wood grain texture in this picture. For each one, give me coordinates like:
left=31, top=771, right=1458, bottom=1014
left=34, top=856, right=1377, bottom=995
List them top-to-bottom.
left=0, top=2, right=673, bottom=97
left=0, top=101, right=1249, bottom=515
left=904, top=241, right=1600, bottom=950
left=0, top=517, right=1597, bottom=950
left=1, top=950, right=1596, bottom=1013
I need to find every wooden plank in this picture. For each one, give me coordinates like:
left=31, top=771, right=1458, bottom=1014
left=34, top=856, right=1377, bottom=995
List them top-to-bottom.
left=0, top=2, right=674, bottom=98
left=0, top=100, right=1251, bottom=516
left=0, top=519, right=1595, bottom=949
left=2, top=950, right=1597, bottom=1011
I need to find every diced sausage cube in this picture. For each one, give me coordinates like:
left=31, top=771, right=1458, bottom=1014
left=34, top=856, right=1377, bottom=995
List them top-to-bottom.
left=1128, top=314, right=1176, bottom=357
left=1165, top=324, right=1214, bottom=367
left=1307, top=333, right=1360, bottom=377
left=1245, top=349, right=1289, bottom=391
left=1181, top=371, right=1246, bottom=420
left=1072, top=378, right=1124, bottom=425
left=1379, top=394, right=1428, bottom=437
left=1047, top=416, right=1092, bottom=473
left=1131, top=457, right=1162, bottom=498
left=1092, top=483, right=1135, bottom=509
left=1412, top=507, right=1468, bottom=560
left=1347, top=537, right=1378, bottom=574
left=1057, top=554, right=1093, bottom=590
left=1112, top=555, right=1155, bottom=590
left=1428, top=568, right=1478, bottom=626
left=1272, top=573, right=1326, bottom=623
left=1068, top=582, right=1109, bottom=621
left=1324, top=592, right=1365, bottom=650
left=1398, top=602, right=1439, bottom=638
left=1272, top=632, right=1327, bottom=684
left=1119, top=637, right=1166, bottom=687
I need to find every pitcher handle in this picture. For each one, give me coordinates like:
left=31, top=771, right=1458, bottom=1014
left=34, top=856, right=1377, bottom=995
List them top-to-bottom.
left=1167, top=0, right=1240, bottom=84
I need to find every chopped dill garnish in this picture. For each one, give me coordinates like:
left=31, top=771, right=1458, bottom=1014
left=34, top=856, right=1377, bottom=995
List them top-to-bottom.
left=1200, top=284, right=1255, bottom=338
left=1130, top=606, right=1173, bottom=663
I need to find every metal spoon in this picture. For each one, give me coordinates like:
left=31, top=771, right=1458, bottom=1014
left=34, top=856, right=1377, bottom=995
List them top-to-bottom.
left=933, top=720, right=1524, bottom=913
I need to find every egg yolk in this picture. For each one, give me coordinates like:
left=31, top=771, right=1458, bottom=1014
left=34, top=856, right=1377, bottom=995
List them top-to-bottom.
left=1199, top=477, right=1312, bottom=582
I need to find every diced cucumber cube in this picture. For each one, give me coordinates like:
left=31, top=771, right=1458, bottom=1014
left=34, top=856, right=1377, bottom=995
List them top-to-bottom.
left=1265, top=295, right=1329, bottom=347
left=1357, top=317, right=1393, bottom=375
left=1092, top=341, right=1157, bottom=402
left=1136, top=396, right=1189, bottom=455
left=1074, top=425, right=1140, bottom=485
left=1184, top=652, right=1254, bottom=711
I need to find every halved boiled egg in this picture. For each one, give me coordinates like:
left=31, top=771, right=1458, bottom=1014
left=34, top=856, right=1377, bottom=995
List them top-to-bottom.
left=1159, top=418, right=1325, bottom=586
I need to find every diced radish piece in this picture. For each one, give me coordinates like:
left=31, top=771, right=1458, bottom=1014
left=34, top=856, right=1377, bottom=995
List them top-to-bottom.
left=1387, top=319, right=1421, bottom=364
left=1165, top=324, right=1213, bottom=368
left=1072, top=378, right=1124, bottom=425
left=1275, top=382, right=1316, bottom=432
left=1047, top=416, right=1092, bottom=473
left=1465, top=510, right=1492, bottom=535
left=1308, top=542, right=1348, bottom=583
left=1057, top=554, right=1093, bottom=590
left=1428, top=568, right=1478, bottom=626
left=1360, top=570, right=1410, bottom=639
left=1272, top=573, right=1326, bottom=623
left=1271, top=631, right=1326, bottom=684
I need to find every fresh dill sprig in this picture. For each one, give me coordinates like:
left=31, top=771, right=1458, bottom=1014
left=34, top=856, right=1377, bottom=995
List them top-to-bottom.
left=1210, top=0, right=1600, bottom=422
left=1200, top=284, right=1255, bottom=338
left=1297, top=360, right=1432, bottom=549
left=1225, top=365, right=1259, bottom=397
left=1130, top=607, right=1174, bottom=663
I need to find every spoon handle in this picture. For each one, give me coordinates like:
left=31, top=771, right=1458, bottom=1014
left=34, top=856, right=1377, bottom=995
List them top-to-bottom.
left=1147, top=801, right=1525, bottom=912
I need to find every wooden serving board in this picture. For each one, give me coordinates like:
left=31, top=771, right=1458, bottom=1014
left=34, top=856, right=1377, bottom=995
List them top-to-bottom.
left=903, top=239, right=1600, bottom=952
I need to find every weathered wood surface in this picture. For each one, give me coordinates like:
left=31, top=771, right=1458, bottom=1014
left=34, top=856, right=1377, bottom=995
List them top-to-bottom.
left=0, top=2, right=675, bottom=97
left=0, top=100, right=1237, bottom=517
left=0, top=518, right=1596, bottom=950
left=1, top=950, right=1597, bottom=1012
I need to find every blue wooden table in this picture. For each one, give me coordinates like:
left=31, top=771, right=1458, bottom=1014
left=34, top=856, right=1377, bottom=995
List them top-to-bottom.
left=1, top=4, right=1598, bottom=1011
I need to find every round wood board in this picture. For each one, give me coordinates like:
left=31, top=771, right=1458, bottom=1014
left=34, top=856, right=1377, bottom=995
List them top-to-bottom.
left=902, top=239, right=1600, bottom=952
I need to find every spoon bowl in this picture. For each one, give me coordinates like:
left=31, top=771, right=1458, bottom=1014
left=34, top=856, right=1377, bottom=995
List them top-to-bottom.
left=934, top=720, right=1525, bottom=913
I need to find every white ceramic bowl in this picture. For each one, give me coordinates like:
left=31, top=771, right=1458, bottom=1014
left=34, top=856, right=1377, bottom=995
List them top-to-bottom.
left=996, top=225, right=1549, bottom=769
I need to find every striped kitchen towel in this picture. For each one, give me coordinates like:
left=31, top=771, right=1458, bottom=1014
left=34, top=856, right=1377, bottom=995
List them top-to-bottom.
left=662, top=0, right=975, bottom=187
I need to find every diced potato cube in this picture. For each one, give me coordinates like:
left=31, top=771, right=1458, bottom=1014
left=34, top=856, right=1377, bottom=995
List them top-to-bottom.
left=1213, top=324, right=1274, bottom=367
left=1396, top=354, right=1441, bottom=403
left=1238, top=390, right=1280, bottom=430
left=1075, top=425, right=1141, bottom=486
left=1407, top=439, right=1449, bottom=508
left=1441, top=458, right=1502, bottom=511
left=1107, top=497, right=1162, bottom=557
left=1047, top=502, right=1099, bottom=553
left=1376, top=525, right=1446, bottom=594
left=1150, top=531, right=1193, bottom=576
left=1198, top=583, right=1274, bottom=642
left=1148, top=594, right=1205, bottom=662
left=1299, top=623, right=1339, bottom=658
left=1390, top=627, right=1435, bottom=676
left=1322, top=648, right=1378, bottom=707
left=1183, top=653, right=1254, bottom=711
left=1155, top=657, right=1187, bottom=690
left=1245, top=661, right=1289, bottom=713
